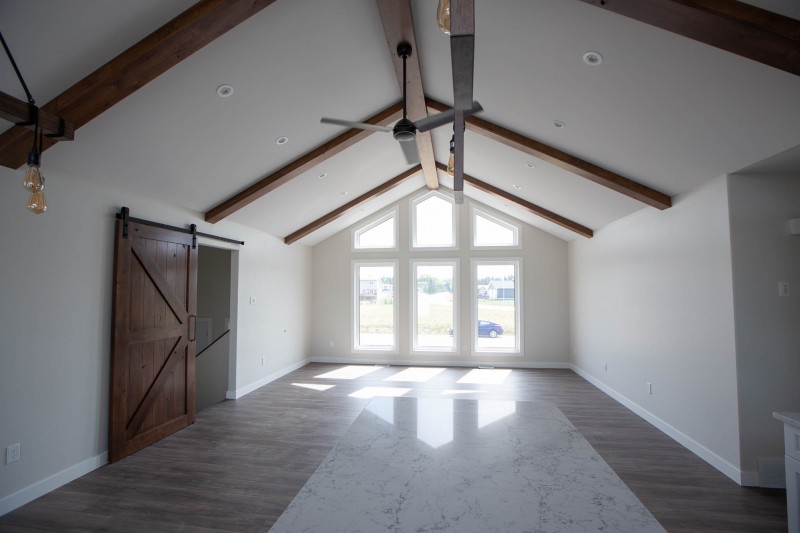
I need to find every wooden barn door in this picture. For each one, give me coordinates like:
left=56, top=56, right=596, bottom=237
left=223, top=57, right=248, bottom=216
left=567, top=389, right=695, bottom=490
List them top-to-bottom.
left=109, top=218, right=197, bottom=462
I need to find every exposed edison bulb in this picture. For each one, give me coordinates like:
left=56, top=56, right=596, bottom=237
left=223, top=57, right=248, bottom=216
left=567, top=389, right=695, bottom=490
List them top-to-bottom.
left=437, top=0, right=451, bottom=35
left=447, top=135, right=455, bottom=175
left=22, top=163, right=43, bottom=192
left=27, top=189, right=47, bottom=214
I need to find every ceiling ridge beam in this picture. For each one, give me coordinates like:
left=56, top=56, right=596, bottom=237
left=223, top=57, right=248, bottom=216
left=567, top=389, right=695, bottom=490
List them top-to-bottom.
left=0, top=0, right=280, bottom=169
left=376, top=0, right=439, bottom=190
left=577, top=0, right=800, bottom=77
left=426, top=98, right=672, bottom=210
left=205, top=101, right=405, bottom=223
left=435, top=162, right=593, bottom=238
left=284, top=164, right=422, bottom=245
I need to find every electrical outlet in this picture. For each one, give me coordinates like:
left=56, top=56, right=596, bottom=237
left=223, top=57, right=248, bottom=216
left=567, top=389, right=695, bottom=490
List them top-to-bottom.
left=779, top=282, right=790, bottom=297
left=249, top=296, right=257, bottom=305
left=329, top=340, right=334, bottom=348
left=261, top=356, right=264, bottom=366
left=603, top=362, right=608, bottom=372
left=647, top=382, right=652, bottom=395
left=6, top=443, right=20, bottom=465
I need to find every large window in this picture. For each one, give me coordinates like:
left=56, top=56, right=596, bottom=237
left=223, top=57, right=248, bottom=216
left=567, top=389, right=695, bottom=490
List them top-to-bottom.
left=411, top=191, right=456, bottom=249
left=354, top=209, right=397, bottom=250
left=473, top=260, right=521, bottom=354
left=412, top=261, right=457, bottom=352
left=353, top=262, right=397, bottom=351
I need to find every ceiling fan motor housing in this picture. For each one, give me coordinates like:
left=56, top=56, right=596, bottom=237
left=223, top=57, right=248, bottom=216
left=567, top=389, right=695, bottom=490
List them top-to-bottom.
left=393, top=117, right=416, bottom=141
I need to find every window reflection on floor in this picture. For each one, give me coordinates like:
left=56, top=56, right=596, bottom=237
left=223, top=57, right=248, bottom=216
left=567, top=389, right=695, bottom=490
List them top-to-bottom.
left=315, top=365, right=382, bottom=380
left=383, top=367, right=446, bottom=382
left=457, top=368, right=512, bottom=385
left=291, top=383, right=335, bottom=391
left=348, top=386, right=411, bottom=399
left=417, top=398, right=454, bottom=448
left=478, top=400, right=516, bottom=428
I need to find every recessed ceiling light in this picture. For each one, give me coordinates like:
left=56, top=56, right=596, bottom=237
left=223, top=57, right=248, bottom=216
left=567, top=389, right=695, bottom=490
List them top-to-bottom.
left=582, top=51, right=603, bottom=66
left=216, top=84, right=233, bottom=97
left=552, top=120, right=565, bottom=129
left=276, top=136, right=289, bottom=145
left=525, top=161, right=535, bottom=169
left=317, top=172, right=327, bottom=180
left=513, top=184, right=522, bottom=190
left=339, top=191, right=348, bottom=197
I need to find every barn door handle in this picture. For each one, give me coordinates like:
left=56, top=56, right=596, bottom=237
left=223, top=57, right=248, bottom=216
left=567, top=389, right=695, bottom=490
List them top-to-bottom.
left=188, top=315, right=196, bottom=342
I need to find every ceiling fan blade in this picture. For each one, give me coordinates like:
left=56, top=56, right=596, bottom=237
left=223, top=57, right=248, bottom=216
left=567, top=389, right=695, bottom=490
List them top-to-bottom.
left=450, top=0, right=475, bottom=110
left=451, top=34, right=475, bottom=110
left=415, top=101, right=482, bottom=133
left=453, top=109, right=465, bottom=204
left=320, top=117, right=392, bottom=133
left=399, top=138, right=420, bottom=165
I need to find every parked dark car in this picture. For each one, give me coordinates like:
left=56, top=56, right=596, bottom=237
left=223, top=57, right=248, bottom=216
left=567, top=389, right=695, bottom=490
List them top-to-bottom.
left=447, top=320, right=505, bottom=337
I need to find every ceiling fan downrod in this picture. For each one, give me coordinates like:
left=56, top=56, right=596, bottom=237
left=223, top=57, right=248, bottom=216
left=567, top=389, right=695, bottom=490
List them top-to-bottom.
left=394, top=42, right=416, bottom=142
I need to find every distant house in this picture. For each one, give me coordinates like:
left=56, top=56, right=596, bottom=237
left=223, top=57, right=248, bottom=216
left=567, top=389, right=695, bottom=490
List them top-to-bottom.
left=360, top=279, right=378, bottom=302
left=487, top=280, right=514, bottom=299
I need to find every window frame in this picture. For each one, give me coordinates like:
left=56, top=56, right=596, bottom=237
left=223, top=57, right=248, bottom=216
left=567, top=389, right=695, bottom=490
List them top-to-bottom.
left=410, top=190, right=458, bottom=251
left=471, top=206, right=521, bottom=250
left=352, top=207, right=399, bottom=251
left=471, top=258, right=522, bottom=355
left=410, top=259, right=459, bottom=354
left=352, top=260, right=399, bottom=353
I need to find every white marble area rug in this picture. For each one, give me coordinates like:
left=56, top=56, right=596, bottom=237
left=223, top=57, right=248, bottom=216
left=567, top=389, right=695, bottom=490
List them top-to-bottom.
left=270, top=397, right=665, bottom=532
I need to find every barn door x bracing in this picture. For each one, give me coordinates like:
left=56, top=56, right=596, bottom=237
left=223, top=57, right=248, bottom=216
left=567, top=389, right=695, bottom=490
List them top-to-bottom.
left=109, top=218, right=197, bottom=462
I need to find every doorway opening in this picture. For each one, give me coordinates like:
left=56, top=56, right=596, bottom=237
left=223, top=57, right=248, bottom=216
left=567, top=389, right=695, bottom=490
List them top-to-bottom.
left=196, top=245, right=234, bottom=411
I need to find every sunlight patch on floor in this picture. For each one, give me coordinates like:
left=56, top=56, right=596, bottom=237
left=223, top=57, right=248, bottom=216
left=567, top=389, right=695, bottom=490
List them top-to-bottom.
left=315, top=365, right=382, bottom=380
left=383, top=367, right=446, bottom=383
left=457, top=368, right=512, bottom=385
left=291, top=383, right=335, bottom=391
left=349, top=387, right=411, bottom=399
left=441, top=389, right=486, bottom=395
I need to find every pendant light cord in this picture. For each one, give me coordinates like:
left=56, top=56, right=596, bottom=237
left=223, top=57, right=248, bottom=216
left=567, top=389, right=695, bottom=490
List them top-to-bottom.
left=0, top=31, right=36, bottom=106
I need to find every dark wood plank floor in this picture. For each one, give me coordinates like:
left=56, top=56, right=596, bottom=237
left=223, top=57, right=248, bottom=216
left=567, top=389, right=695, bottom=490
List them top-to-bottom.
left=0, top=364, right=787, bottom=532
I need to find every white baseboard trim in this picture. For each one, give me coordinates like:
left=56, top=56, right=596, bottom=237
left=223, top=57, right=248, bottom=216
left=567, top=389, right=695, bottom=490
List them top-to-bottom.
left=310, top=356, right=570, bottom=369
left=226, top=358, right=310, bottom=400
left=570, top=364, right=744, bottom=485
left=0, top=452, right=108, bottom=517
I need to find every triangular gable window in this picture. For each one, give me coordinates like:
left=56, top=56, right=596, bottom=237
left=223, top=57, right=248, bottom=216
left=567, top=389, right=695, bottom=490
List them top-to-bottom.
left=473, top=208, right=519, bottom=247
left=354, top=210, right=397, bottom=250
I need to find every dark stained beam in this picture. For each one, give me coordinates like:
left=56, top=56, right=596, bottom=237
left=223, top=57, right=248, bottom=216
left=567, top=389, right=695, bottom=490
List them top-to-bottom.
left=0, top=0, right=279, bottom=169
left=376, top=0, right=439, bottom=190
left=578, top=0, right=800, bottom=77
left=0, top=92, right=74, bottom=141
left=427, top=98, right=672, bottom=210
left=206, top=102, right=404, bottom=223
left=435, top=162, right=593, bottom=238
left=284, top=165, right=422, bottom=245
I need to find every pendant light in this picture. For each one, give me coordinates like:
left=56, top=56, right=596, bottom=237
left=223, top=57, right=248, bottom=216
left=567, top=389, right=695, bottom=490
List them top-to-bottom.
left=437, top=0, right=451, bottom=35
left=2, top=31, right=48, bottom=214
left=447, top=134, right=455, bottom=176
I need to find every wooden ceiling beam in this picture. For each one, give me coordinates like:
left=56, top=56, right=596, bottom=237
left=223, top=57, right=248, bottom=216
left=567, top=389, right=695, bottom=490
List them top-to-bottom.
left=0, top=0, right=279, bottom=169
left=376, top=0, right=439, bottom=190
left=578, top=0, right=800, bottom=77
left=0, top=92, right=74, bottom=141
left=427, top=98, right=672, bottom=210
left=205, top=102, right=404, bottom=223
left=435, top=162, right=593, bottom=238
left=284, top=165, right=422, bottom=245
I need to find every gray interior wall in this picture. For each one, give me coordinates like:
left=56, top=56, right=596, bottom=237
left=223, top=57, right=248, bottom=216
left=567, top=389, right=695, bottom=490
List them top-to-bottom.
left=0, top=164, right=312, bottom=513
left=728, top=172, right=800, bottom=476
left=569, top=176, right=742, bottom=478
left=310, top=190, right=570, bottom=366
left=196, top=246, right=232, bottom=412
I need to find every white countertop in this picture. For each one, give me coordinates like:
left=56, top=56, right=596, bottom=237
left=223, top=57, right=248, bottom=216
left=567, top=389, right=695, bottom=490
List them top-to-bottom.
left=271, top=397, right=664, bottom=533
left=774, top=411, right=800, bottom=429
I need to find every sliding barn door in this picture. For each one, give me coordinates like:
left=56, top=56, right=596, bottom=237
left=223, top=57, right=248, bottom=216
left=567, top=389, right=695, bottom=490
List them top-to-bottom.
left=109, top=219, right=197, bottom=462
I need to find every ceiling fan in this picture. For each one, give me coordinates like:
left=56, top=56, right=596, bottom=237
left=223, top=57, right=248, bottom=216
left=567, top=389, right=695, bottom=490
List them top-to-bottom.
left=321, top=42, right=482, bottom=165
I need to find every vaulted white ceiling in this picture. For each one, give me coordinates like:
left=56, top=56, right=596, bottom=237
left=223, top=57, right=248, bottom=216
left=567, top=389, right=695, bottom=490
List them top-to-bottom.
left=2, top=0, right=799, bottom=245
